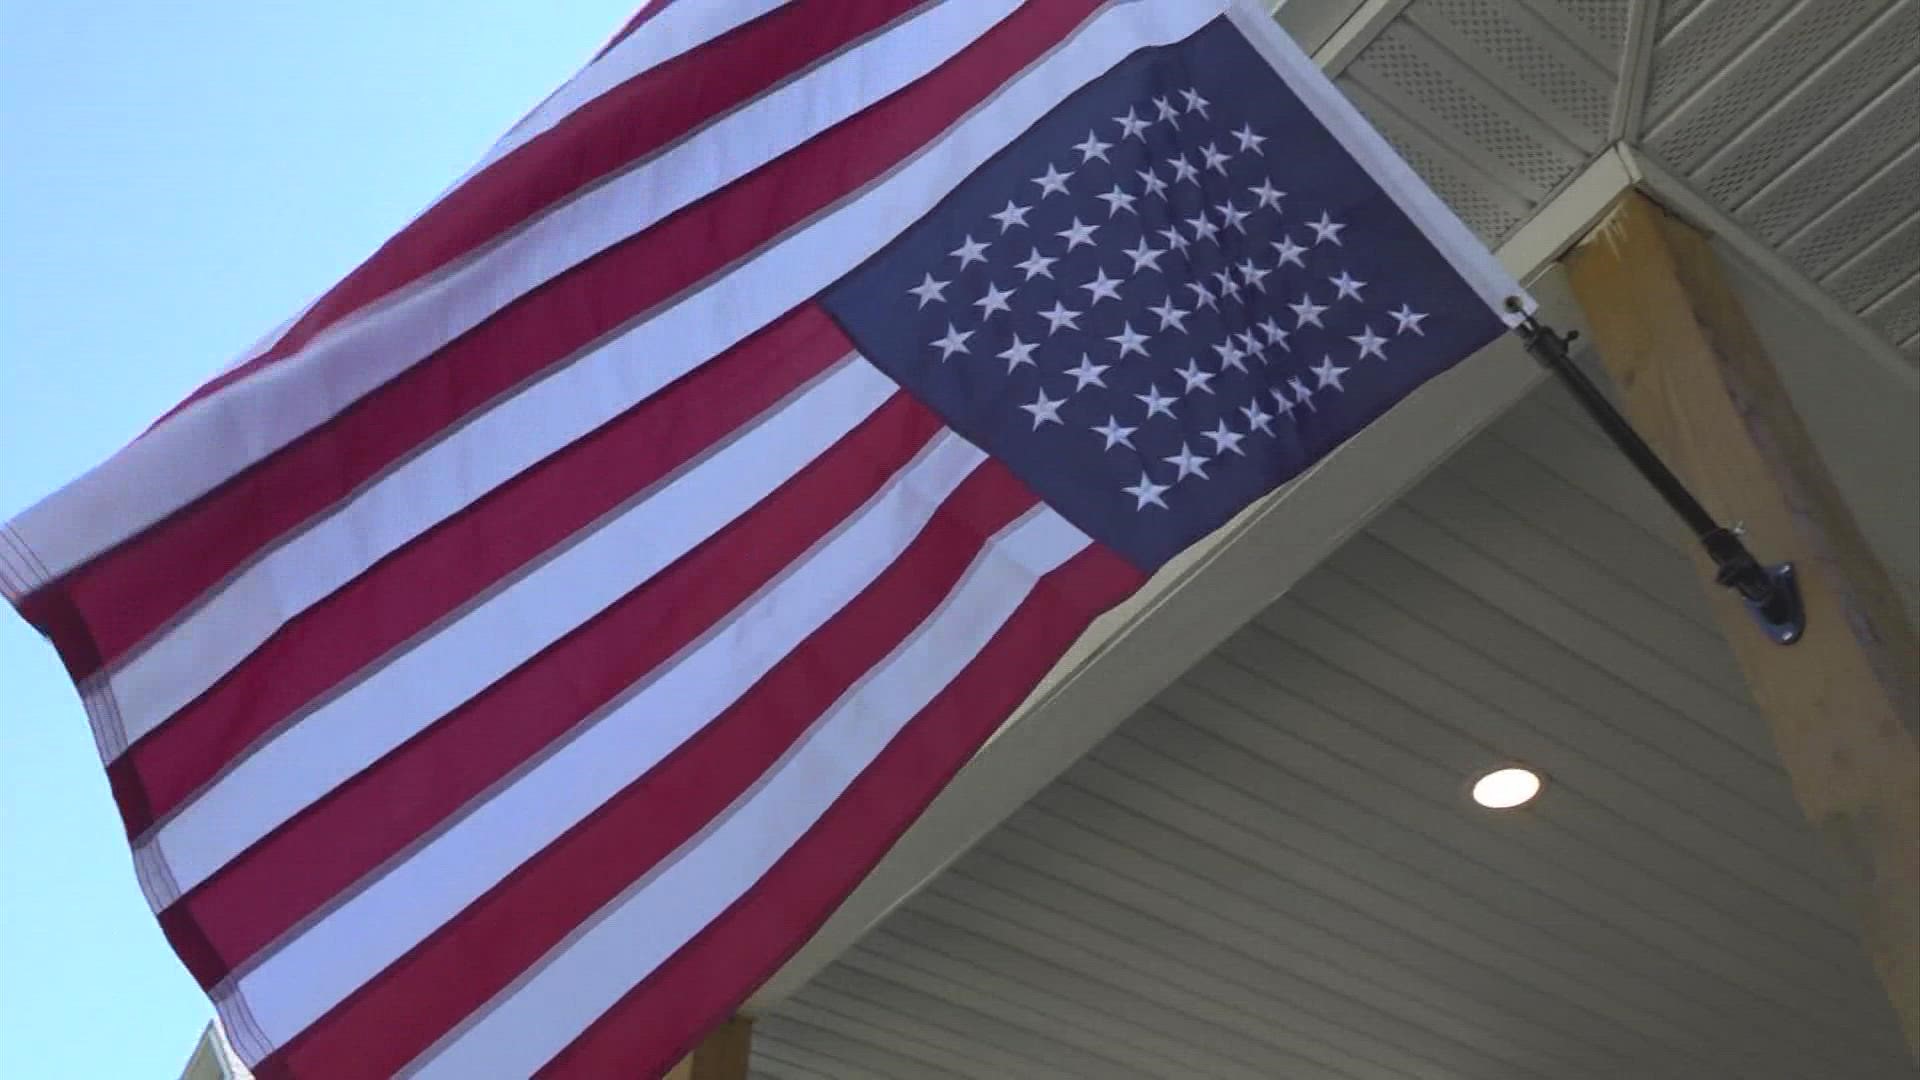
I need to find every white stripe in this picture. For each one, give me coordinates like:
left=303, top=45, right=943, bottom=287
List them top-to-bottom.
left=6, top=0, right=1022, bottom=582
left=95, top=0, right=1215, bottom=750
left=474, top=0, right=795, bottom=181
left=1225, top=0, right=1529, bottom=321
left=213, top=2, right=790, bottom=374
left=108, top=247, right=848, bottom=750
left=139, top=359, right=898, bottom=903
left=221, top=426, right=994, bottom=1049
left=410, top=508, right=1091, bottom=1079
left=0, top=529, right=35, bottom=599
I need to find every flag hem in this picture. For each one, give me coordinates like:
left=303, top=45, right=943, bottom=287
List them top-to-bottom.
left=1225, top=1, right=1533, bottom=324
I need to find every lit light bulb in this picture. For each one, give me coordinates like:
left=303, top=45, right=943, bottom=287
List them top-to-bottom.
left=1471, top=766, right=1542, bottom=809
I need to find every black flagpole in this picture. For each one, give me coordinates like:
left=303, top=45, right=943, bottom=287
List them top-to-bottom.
left=1503, top=299, right=1804, bottom=645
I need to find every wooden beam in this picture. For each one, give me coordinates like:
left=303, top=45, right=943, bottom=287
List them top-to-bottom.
left=1562, top=191, right=1920, bottom=1057
left=665, top=1016, right=753, bottom=1080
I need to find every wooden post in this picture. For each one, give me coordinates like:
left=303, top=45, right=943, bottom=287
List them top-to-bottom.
left=1562, top=191, right=1920, bottom=1057
left=664, top=1016, right=753, bottom=1080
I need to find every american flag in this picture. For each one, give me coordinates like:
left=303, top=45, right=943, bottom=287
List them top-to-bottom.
left=0, top=2, right=1522, bottom=1077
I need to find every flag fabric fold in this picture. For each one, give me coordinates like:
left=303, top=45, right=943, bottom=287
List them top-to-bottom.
left=2, top=1, right=1524, bottom=1075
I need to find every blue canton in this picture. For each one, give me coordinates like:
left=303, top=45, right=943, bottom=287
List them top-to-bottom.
left=823, top=19, right=1504, bottom=571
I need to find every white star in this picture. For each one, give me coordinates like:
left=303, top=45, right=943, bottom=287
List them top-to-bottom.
left=1179, top=87, right=1210, bottom=118
left=1151, top=95, right=1180, bottom=126
left=1113, top=107, right=1150, bottom=141
left=1232, top=122, right=1267, bottom=155
left=1073, top=130, right=1113, bottom=164
left=1199, top=142, right=1232, bottom=175
left=1167, top=153, right=1200, bottom=185
left=1031, top=163, right=1074, bottom=198
left=1136, top=167, right=1169, bottom=200
left=1248, top=178, right=1284, bottom=211
left=1096, top=184, right=1138, bottom=218
left=989, top=200, right=1031, bottom=233
left=1216, top=200, right=1251, bottom=234
left=1308, top=211, right=1346, bottom=245
left=1185, top=213, right=1220, bottom=244
left=1056, top=216, right=1100, bottom=251
left=1157, top=226, right=1191, bottom=255
left=950, top=234, right=990, bottom=268
left=1272, top=234, right=1308, bottom=269
left=1123, top=238, right=1164, bottom=274
left=1015, top=247, right=1057, bottom=281
left=1236, top=259, right=1271, bottom=292
left=1080, top=268, right=1124, bottom=305
left=1212, top=269, right=1242, bottom=303
left=1329, top=270, right=1366, bottom=302
left=907, top=273, right=948, bottom=308
left=1186, top=280, right=1219, bottom=311
left=973, top=281, right=1015, bottom=320
left=1289, top=293, right=1328, bottom=328
left=1147, top=296, right=1190, bottom=332
left=1038, top=300, right=1082, bottom=335
left=1389, top=303, right=1428, bottom=336
left=1258, top=316, right=1290, bottom=349
left=1107, top=321, right=1151, bottom=359
left=931, top=323, right=972, bottom=361
left=1350, top=325, right=1389, bottom=361
left=1235, top=329, right=1265, bottom=360
left=997, top=334, right=1038, bottom=372
left=1212, top=338, right=1247, bottom=373
left=1066, top=354, right=1110, bottom=391
left=1312, top=354, right=1351, bottom=391
left=1176, top=359, right=1216, bottom=395
left=1288, top=375, right=1318, bottom=410
left=1135, top=384, right=1179, bottom=420
left=1271, top=385, right=1297, bottom=418
left=1021, top=388, right=1066, bottom=429
left=1240, top=399, right=1275, bottom=435
left=1093, top=415, right=1136, bottom=451
left=1203, top=419, right=1247, bottom=456
left=1164, top=441, right=1211, bottom=480
left=1124, top=471, right=1170, bottom=510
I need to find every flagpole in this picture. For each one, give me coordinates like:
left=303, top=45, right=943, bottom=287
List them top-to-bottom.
left=1504, top=300, right=1804, bottom=646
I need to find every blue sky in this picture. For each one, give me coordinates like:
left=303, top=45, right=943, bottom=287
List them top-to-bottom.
left=0, top=3, right=639, bottom=1073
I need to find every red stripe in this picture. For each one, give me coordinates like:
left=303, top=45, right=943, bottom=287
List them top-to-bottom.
left=29, top=0, right=1095, bottom=685
left=156, top=0, right=916, bottom=422
left=109, top=308, right=852, bottom=841
left=158, top=380, right=938, bottom=988
left=256, top=459, right=1044, bottom=1080
left=540, top=544, right=1145, bottom=1077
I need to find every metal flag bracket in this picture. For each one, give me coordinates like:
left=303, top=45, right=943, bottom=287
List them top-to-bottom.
left=1504, top=298, right=1805, bottom=646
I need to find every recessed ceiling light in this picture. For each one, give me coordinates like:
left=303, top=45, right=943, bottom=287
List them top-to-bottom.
left=1471, top=766, right=1542, bottom=809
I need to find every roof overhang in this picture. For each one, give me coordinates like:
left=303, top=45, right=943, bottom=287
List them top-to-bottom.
left=754, top=0, right=1920, bottom=1012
